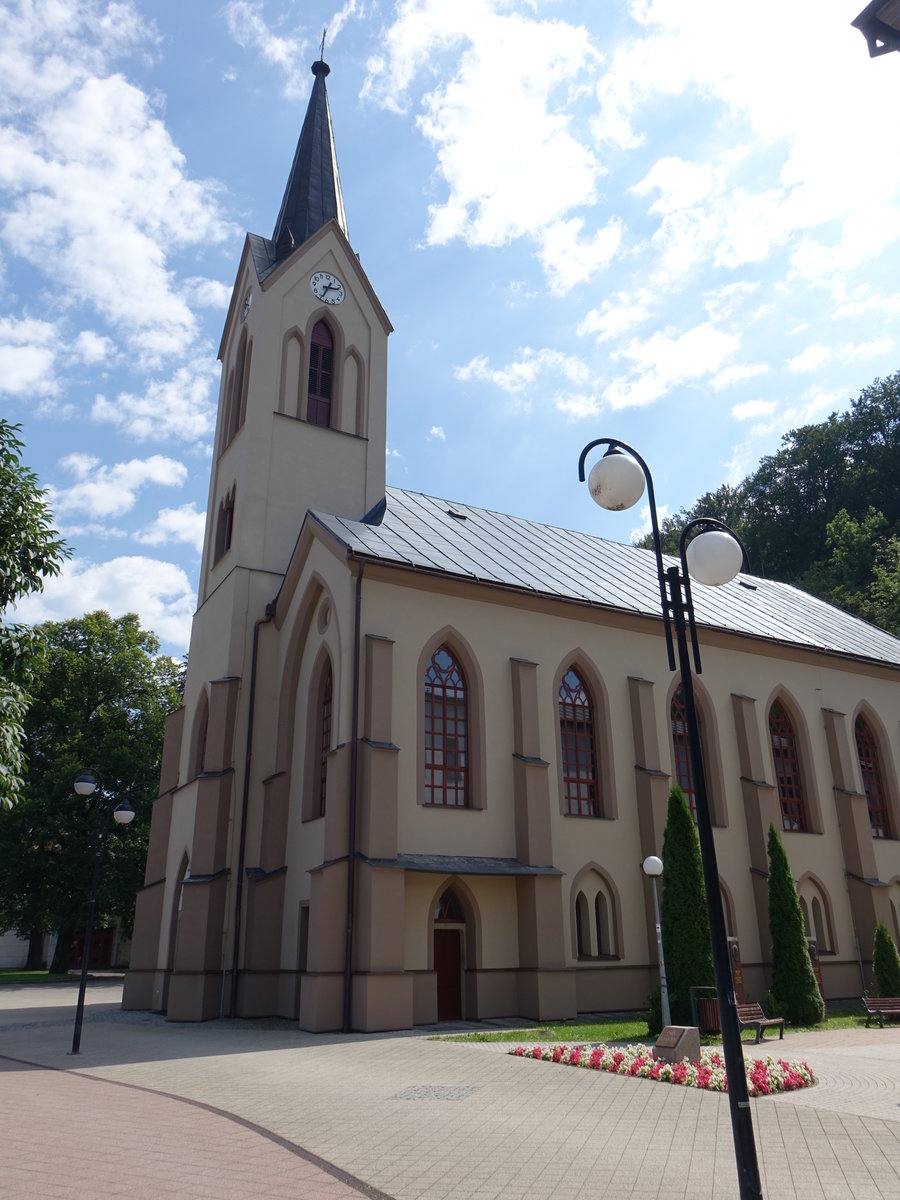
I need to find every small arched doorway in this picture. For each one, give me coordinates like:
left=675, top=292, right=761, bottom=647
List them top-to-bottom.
left=433, top=887, right=465, bottom=1021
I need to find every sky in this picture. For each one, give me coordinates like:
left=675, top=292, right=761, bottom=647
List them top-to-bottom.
left=3, top=0, right=900, bottom=657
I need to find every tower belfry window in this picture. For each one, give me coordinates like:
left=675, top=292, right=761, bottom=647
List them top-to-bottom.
left=307, top=320, right=333, bottom=427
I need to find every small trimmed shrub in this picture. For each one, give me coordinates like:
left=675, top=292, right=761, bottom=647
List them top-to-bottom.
left=767, top=824, right=825, bottom=1025
left=873, top=920, right=900, bottom=997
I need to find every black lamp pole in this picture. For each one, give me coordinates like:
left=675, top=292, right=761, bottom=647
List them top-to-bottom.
left=578, top=438, right=763, bottom=1200
left=70, top=772, right=134, bottom=1056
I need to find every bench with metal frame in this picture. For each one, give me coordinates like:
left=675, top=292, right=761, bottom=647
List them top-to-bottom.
left=862, top=995, right=900, bottom=1027
left=736, top=1002, right=784, bottom=1044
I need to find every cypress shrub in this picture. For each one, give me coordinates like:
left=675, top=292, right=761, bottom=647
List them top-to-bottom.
left=660, top=785, right=714, bottom=1024
left=767, top=824, right=825, bottom=1024
left=873, top=920, right=900, bottom=997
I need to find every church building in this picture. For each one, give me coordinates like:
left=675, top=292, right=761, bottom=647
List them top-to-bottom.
left=124, top=57, right=900, bottom=1031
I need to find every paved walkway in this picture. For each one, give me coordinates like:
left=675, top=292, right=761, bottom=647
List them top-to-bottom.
left=2, top=980, right=900, bottom=1199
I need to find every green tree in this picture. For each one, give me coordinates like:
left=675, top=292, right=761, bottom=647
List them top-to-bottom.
left=0, top=420, right=68, bottom=808
left=0, top=611, right=181, bottom=970
left=660, top=785, right=714, bottom=1024
left=767, top=824, right=825, bottom=1024
left=873, top=920, right=900, bottom=998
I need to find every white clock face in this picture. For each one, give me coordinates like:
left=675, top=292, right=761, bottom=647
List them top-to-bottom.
left=310, top=271, right=345, bottom=305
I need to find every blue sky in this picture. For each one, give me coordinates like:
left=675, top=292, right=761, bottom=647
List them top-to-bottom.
left=3, top=0, right=899, bottom=656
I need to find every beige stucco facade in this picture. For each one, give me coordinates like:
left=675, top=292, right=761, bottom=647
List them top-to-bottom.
left=124, top=136, right=900, bottom=1033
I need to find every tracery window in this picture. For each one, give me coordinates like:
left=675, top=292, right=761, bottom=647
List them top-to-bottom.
left=307, top=320, right=333, bottom=427
left=424, top=646, right=469, bottom=807
left=317, top=661, right=333, bottom=818
left=559, top=667, right=598, bottom=817
left=671, top=684, right=705, bottom=819
left=769, top=701, right=807, bottom=832
left=855, top=715, right=892, bottom=839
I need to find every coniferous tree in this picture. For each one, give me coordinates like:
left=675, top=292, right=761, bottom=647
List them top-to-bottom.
left=660, top=785, right=714, bottom=1024
left=767, top=824, right=825, bottom=1024
left=873, top=920, right=900, bottom=997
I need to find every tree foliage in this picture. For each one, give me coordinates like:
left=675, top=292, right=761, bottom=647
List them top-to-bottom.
left=638, top=372, right=900, bottom=635
left=0, top=420, right=68, bottom=808
left=0, top=612, right=181, bottom=963
left=660, top=785, right=714, bottom=1024
left=766, top=824, right=825, bottom=1025
left=873, top=920, right=900, bottom=998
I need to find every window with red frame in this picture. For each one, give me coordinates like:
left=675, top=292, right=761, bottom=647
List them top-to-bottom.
left=307, top=320, right=333, bottom=427
left=424, top=645, right=469, bottom=807
left=317, top=661, right=332, bottom=817
left=559, top=666, right=599, bottom=817
left=671, top=684, right=704, bottom=819
left=769, top=701, right=807, bottom=832
left=856, top=715, right=892, bottom=839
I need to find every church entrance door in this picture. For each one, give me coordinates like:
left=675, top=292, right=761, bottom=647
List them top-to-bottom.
left=434, top=928, right=462, bottom=1021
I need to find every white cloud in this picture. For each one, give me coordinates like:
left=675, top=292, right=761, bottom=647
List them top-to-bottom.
left=223, top=1, right=310, bottom=100
left=363, top=2, right=601, bottom=263
left=0, top=3, right=234, bottom=366
left=537, top=217, right=623, bottom=295
left=183, top=277, right=233, bottom=309
left=703, top=280, right=761, bottom=322
left=578, top=293, right=651, bottom=342
left=0, top=315, right=59, bottom=396
left=604, top=322, right=740, bottom=410
left=72, top=329, right=114, bottom=365
left=839, top=338, right=893, bottom=363
left=786, top=344, right=831, bottom=374
left=456, top=347, right=590, bottom=396
left=91, top=360, right=219, bottom=443
left=712, top=363, right=770, bottom=391
left=732, top=398, right=777, bottom=422
left=428, top=425, right=446, bottom=441
left=725, top=441, right=753, bottom=487
left=50, top=453, right=187, bottom=518
left=629, top=502, right=669, bottom=544
left=135, top=503, right=206, bottom=552
left=12, top=554, right=196, bottom=653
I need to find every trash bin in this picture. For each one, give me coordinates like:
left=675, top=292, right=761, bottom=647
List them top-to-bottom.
left=697, top=997, right=721, bottom=1032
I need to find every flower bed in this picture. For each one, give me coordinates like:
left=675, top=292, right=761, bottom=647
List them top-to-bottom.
left=510, top=1042, right=815, bottom=1096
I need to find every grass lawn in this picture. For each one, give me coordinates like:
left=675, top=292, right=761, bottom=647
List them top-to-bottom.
left=0, top=970, right=74, bottom=985
left=438, top=1006, right=866, bottom=1045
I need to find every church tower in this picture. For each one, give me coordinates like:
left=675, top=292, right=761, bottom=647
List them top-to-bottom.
left=124, top=57, right=391, bottom=1021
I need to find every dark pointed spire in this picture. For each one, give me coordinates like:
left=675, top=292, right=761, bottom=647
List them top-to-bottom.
left=272, top=57, right=348, bottom=260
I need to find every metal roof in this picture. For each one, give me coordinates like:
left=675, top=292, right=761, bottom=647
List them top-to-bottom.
left=271, top=59, right=347, bottom=262
left=310, top=486, right=900, bottom=669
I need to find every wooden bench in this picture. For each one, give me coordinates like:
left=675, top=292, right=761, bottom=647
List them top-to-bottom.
left=863, top=995, right=900, bottom=1027
left=736, top=1002, right=784, bottom=1044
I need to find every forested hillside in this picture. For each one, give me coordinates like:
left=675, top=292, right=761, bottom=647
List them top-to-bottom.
left=640, top=372, right=900, bottom=637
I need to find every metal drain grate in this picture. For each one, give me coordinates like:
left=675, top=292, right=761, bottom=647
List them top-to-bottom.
left=391, top=1085, right=479, bottom=1101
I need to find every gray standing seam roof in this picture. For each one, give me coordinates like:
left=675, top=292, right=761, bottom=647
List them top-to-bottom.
left=310, top=486, right=900, bottom=670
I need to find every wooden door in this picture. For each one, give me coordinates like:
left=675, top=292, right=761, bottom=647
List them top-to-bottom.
left=434, top=928, right=462, bottom=1021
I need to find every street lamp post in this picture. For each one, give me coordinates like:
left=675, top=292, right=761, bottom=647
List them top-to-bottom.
left=579, top=439, right=762, bottom=1200
left=70, top=771, right=134, bottom=1056
left=641, top=855, right=671, bottom=1029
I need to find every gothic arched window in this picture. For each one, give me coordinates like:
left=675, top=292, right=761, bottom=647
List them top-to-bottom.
left=307, top=320, right=333, bottom=428
left=424, top=646, right=469, bottom=807
left=317, top=660, right=333, bottom=818
left=559, top=667, right=598, bottom=817
left=769, top=701, right=807, bottom=832
left=856, top=715, right=892, bottom=839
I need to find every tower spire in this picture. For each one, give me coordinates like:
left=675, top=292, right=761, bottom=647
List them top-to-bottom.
left=272, top=51, right=348, bottom=261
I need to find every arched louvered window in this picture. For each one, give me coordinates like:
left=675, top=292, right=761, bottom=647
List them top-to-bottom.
left=307, top=320, right=333, bottom=427
left=424, top=646, right=469, bottom=807
left=317, top=661, right=333, bottom=818
left=559, top=667, right=598, bottom=817
left=671, top=684, right=705, bottom=819
left=769, top=701, right=807, bottom=832
left=855, top=715, right=892, bottom=839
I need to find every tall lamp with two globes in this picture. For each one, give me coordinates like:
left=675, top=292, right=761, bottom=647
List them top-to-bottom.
left=579, top=439, right=762, bottom=1200
left=70, top=770, right=135, bottom=1055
